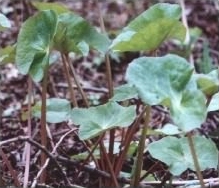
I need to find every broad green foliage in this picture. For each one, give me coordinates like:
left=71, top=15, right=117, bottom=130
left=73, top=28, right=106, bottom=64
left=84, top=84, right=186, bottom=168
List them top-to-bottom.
left=32, top=2, right=70, bottom=14
left=110, top=3, right=186, bottom=52
left=15, top=10, right=58, bottom=82
left=54, top=12, right=110, bottom=54
left=0, top=13, right=11, bottom=31
left=0, top=45, right=16, bottom=65
left=126, top=54, right=207, bottom=132
left=126, top=54, right=193, bottom=105
left=194, top=69, right=219, bottom=96
left=110, top=84, right=138, bottom=101
left=170, top=84, right=207, bottom=132
left=208, top=92, right=219, bottom=112
left=32, top=98, right=71, bottom=123
left=70, top=102, right=136, bottom=140
left=148, top=136, right=218, bottom=175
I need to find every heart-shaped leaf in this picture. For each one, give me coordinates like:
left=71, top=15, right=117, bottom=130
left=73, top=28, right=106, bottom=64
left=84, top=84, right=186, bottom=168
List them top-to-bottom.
left=32, top=2, right=70, bottom=14
left=110, top=3, right=186, bottom=52
left=15, top=10, right=58, bottom=82
left=54, top=12, right=110, bottom=54
left=0, top=13, right=11, bottom=31
left=126, top=54, right=207, bottom=132
left=126, top=54, right=193, bottom=105
left=194, top=69, right=219, bottom=96
left=110, top=84, right=138, bottom=102
left=32, top=98, right=71, bottom=123
left=70, top=102, right=136, bottom=140
left=148, top=136, right=218, bottom=175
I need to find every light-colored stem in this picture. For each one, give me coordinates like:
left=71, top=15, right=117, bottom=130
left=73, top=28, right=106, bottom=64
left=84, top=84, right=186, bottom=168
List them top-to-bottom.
left=95, top=0, right=115, bottom=165
left=61, top=53, right=78, bottom=107
left=65, top=54, right=89, bottom=107
left=40, top=65, right=49, bottom=183
left=23, top=77, right=32, bottom=188
left=131, top=105, right=151, bottom=187
left=187, top=133, right=205, bottom=188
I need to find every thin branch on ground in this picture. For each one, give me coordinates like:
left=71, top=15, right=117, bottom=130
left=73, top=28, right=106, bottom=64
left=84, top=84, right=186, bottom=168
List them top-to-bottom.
left=31, top=129, right=76, bottom=187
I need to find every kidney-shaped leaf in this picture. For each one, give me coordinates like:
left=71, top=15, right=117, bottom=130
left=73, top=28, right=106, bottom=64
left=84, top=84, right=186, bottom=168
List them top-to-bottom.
left=110, top=3, right=185, bottom=52
left=15, top=10, right=58, bottom=82
left=54, top=12, right=110, bottom=55
left=0, top=13, right=11, bottom=31
left=126, top=54, right=207, bottom=132
left=126, top=54, right=193, bottom=105
left=32, top=98, right=71, bottom=123
left=70, top=102, right=136, bottom=140
left=148, top=136, right=218, bottom=176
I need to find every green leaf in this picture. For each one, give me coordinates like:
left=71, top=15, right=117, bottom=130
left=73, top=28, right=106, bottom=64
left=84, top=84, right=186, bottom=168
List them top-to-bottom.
left=32, top=2, right=70, bottom=14
left=110, top=3, right=186, bottom=52
left=15, top=10, right=58, bottom=82
left=54, top=12, right=110, bottom=54
left=0, top=13, right=11, bottom=31
left=0, top=45, right=16, bottom=65
left=126, top=54, right=207, bottom=132
left=126, top=54, right=193, bottom=105
left=194, top=69, right=219, bottom=96
left=170, top=83, right=207, bottom=132
left=110, top=84, right=138, bottom=101
left=207, top=92, right=219, bottom=112
left=32, top=98, right=71, bottom=123
left=70, top=102, right=136, bottom=140
left=154, top=123, right=182, bottom=135
left=148, top=136, right=218, bottom=175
